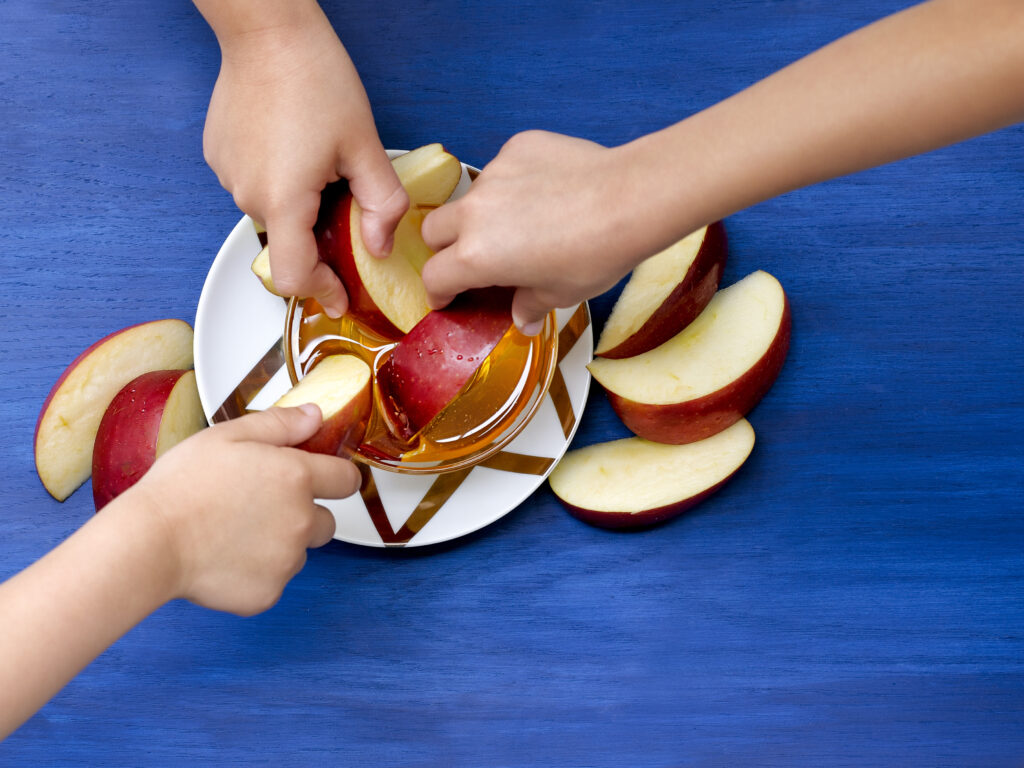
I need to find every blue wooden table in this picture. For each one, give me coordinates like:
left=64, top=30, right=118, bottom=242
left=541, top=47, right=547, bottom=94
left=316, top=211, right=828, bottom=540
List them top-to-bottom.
left=2, top=1, right=1022, bottom=764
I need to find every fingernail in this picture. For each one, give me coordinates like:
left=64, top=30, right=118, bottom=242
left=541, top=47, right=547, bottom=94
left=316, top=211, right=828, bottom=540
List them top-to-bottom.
left=324, top=305, right=343, bottom=320
left=518, top=319, right=544, bottom=337
left=298, top=403, right=322, bottom=420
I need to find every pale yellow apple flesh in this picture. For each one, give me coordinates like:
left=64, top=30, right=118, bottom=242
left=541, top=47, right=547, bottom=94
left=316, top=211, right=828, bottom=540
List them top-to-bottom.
left=319, top=143, right=463, bottom=336
left=390, top=143, right=463, bottom=206
left=348, top=204, right=435, bottom=332
left=595, top=226, right=711, bottom=356
left=250, top=244, right=281, bottom=296
left=588, top=270, right=786, bottom=404
left=34, top=318, right=195, bottom=501
left=274, top=354, right=373, bottom=455
left=154, top=370, right=207, bottom=458
left=548, top=419, right=755, bottom=528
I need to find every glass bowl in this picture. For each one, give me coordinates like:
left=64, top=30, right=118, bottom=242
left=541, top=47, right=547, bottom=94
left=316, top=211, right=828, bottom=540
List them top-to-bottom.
left=284, top=297, right=558, bottom=475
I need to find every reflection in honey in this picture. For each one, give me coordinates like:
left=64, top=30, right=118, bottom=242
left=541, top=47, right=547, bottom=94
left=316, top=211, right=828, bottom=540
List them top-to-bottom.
left=292, top=300, right=548, bottom=465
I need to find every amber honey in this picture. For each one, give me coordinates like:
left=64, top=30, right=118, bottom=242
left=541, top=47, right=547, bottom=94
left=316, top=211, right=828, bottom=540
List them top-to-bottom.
left=287, top=299, right=555, bottom=468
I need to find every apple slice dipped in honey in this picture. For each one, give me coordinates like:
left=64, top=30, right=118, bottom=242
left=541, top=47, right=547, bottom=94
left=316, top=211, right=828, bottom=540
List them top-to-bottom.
left=315, top=143, right=462, bottom=337
left=594, top=221, right=727, bottom=359
left=588, top=270, right=790, bottom=445
left=376, top=287, right=515, bottom=441
left=35, top=318, right=195, bottom=502
left=273, top=354, right=372, bottom=457
left=92, top=369, right=206, bottom=511
left=549, top=419, right=756, bottom=529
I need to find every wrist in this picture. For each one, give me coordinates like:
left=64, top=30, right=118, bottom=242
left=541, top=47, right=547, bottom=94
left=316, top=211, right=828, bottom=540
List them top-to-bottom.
left=194, top=0, right=331, bottom=59
left=607, top=135, right=711, bottom=265
left=101, top=486, right=184, bottom=608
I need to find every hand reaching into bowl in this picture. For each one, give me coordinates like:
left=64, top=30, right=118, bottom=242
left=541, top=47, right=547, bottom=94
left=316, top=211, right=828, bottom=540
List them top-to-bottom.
left=194, top=0, right=408, bottom=319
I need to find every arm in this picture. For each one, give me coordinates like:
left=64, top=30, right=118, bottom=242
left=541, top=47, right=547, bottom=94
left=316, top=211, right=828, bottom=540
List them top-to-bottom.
left=193, top=0, right=408, bottom=317
left=420, top=0, right=1024, bottom=332
left=0, top=406, right=359, bottom=739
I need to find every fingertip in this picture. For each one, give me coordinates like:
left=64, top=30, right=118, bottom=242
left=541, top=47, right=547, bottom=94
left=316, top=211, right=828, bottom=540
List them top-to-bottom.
left=511, top=288, right=550, bottom=336
left=427, top=292, right=456, bottom=311
left=517, top=318, right=545, bottom=337
left=298, top=403, right=323, bottom=422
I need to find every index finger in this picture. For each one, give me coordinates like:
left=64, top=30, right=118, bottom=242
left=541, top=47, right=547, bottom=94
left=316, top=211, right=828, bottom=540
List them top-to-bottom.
left=265, top=192, right=348, bottom=316
left=290, top=450, right=362, bottom=501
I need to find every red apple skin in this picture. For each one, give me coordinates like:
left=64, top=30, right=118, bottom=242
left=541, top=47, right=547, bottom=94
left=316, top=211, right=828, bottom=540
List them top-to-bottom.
left=314, top=182, right=405, bottom=340
left=597, top=221, right=728, bottom=359
left=377, top=287, right=514, bottom=439
left=606, top=297, right=791, bottom=444
left=91, top=370, right=188, bottom=512
left=294, top=379, right=372, bottom=457
left=560, top=467, right=743, bottom=530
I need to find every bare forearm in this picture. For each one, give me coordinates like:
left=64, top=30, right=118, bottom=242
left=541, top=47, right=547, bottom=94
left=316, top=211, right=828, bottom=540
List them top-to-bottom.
left=628, top=0, right=1024, bottom=250
left=0, top=490, right=176, bottom=739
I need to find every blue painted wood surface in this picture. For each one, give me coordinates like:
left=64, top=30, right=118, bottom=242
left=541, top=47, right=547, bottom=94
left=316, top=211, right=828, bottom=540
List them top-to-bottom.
left=2, top=0, right=1022, bottom=764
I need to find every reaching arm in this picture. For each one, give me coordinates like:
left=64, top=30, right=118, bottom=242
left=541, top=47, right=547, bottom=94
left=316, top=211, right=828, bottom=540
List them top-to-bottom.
left=193, top=0, right=408, bottom=317
left=420, top=0, right=1024, bottom=332
left=0, top=406, right=359, bottom=740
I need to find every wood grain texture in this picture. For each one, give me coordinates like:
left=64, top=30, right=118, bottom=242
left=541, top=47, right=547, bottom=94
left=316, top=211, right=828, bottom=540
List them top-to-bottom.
left=1, top=0, right=1022, bottom=765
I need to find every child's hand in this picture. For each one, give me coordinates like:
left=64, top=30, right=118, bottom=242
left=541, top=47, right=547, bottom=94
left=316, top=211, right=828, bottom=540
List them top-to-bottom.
left=199, top=1, right=408, bottom=318
left=420, top=131, right=674, bottom=334
left=127, top=405, right=360, bottom=616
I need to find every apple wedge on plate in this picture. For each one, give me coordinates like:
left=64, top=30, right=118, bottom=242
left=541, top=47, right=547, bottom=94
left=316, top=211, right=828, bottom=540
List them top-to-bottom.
left=315, top=143, right=463, bottom=338
left=595, top=221, right=727, bottom=359
left=588, top=270, right=790, bottom=445
left=35, top=318, right=195, bottom=502
left=273, top=354, right=373, bottom=457
left=92, top=369, right=206, bottom=511
left=549, top=419, right=756, bottom=529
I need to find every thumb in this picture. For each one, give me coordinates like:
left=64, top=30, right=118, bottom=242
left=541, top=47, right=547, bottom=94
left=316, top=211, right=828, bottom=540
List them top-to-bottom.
left=347, top=148, right=409, bottom=258
left=511, top=288, right=552, bottom=336
left=217, top=405, right=323, bottom=447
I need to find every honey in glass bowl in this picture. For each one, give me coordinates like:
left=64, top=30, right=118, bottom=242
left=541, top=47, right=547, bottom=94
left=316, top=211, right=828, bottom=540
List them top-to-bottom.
left=284, top=298, right=558, bottom=473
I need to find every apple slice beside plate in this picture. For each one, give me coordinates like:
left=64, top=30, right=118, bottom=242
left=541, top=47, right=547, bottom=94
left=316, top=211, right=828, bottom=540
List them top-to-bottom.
left=595, top=221, right=727, bottom=359
left=588, top=270, right=790, bottom=445
left=35, top=318, right=195, bottom=502
left=92, top=369, right=206, bottom=511
left=549, top=418, right=755, bottom=528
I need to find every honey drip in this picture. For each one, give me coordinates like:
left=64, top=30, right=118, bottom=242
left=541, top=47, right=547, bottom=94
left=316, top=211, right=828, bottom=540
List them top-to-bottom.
left=293, top=300, right=546, bottom=464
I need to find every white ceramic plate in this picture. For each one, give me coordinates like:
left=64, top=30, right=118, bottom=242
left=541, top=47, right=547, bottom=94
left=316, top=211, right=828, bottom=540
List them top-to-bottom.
left=194, top=153, right=593, bottom=548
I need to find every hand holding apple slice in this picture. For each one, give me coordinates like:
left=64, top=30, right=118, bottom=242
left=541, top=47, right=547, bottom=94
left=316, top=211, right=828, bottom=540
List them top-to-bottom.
left=316, top=143, right=462, bottom=337
left=594, top=221, right=727, bottom=359
left=588, top=270, right=790, bottom=445
left=377, top=287, right=515, bottom=440
left=35, top=318, right=195, bottom=501
left=273, top=354, right=372, bottom=456
left=92, top=370, right=206, bottom=511
left=549, top=419, right=755, bottom=529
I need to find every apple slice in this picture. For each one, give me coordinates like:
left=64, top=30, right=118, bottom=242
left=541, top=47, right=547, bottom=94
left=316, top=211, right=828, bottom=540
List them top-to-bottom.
left=315, top=143, right=462, bottom=338
left=594, top=221, right=727, bottom=359
left=250, top=244, right=282, bottom=296
left=588, top=270, right=790, bottom=445
left=376, top=287, right=515, bottom=440
left=35, top=318, right=195, bottom=501
left=273, top=354, right=372, bottom=456
left=92, top=369, right=206, bottom=511
left=549, top=419, right=755, bottom=528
